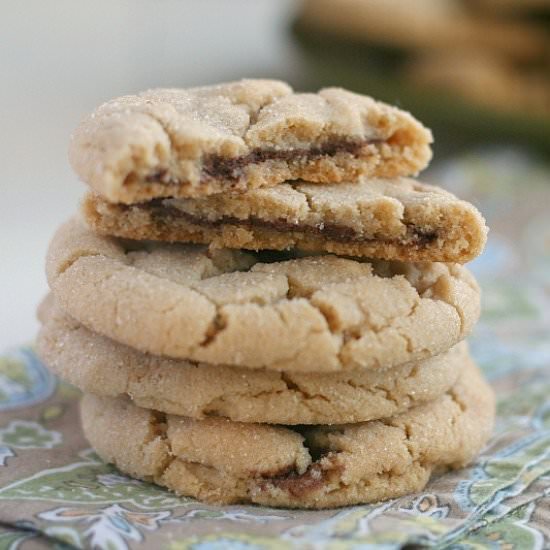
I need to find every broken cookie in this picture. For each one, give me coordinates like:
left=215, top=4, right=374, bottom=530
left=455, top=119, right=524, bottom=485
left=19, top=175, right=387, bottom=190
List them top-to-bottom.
left=69, top=79, right=432, bottom=204
left=83, top=177, right=487, bottom=263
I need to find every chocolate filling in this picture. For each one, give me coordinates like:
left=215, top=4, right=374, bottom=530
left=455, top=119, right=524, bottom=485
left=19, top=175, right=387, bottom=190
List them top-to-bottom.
left=145, top=138, right=382, bottom=184
left=145, top=202, right=439, bottom=247
left=258, top=453, right=344, bottom=498
left=264, top=463, right=327, bottom=497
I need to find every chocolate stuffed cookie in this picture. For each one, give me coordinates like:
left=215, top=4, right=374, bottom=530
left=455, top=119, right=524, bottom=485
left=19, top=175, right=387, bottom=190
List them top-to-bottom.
left=69, top=79, right=432, bottom=203
left=83, top=177, right=487, bottom=263
left=80, top=359, right=495, bottom=509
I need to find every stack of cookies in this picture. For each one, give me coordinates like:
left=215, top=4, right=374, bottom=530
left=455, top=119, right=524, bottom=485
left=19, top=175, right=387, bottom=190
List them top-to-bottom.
left=37, top=80, right=495, bottom=509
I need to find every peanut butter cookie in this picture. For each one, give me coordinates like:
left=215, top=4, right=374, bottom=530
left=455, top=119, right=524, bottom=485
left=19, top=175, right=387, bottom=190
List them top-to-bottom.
left=69, top=80, right=432, bottom=204
left=83, top=177, right=487, bottom=263
left=46, top=218, right=480, bottom=372
left=38, top=300, right=466, bottom=425
left=80, top=359, right=494, bottom=508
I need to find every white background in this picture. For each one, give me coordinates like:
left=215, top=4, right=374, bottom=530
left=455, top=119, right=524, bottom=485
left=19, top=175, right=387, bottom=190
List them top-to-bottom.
left=0, top=0, right=299, bottom=349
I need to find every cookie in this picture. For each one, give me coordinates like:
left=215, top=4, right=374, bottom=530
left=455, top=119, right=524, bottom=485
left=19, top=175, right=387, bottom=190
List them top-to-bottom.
left=297, top=0, right=548, bottom=63
left=470, top=0, right=550, bottom=15
left=407, top=52, right=550, bottom=117
left=69, top=79, right=433, bottom=204
left=82, top=177, right=487, bottom=264
left=46, top=218, right=480, bottom=372
left=37, top=300, right=465, bottom=425
left=80, top=358, right=495, bottom=508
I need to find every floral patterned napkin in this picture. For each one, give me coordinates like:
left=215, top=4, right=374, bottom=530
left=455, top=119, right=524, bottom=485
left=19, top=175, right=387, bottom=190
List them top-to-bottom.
left=0, top=149, right=549, bottom=549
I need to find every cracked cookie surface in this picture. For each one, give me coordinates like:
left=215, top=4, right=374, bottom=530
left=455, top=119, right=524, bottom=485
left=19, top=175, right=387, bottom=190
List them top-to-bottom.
left=69, top=79, right=432, bottom=204
left=83, top=177, right=487, bottom=263
left=46, top=218, right=480, bottom=372
left=37, top=299, right=465, bottom=424
left=80, top=359, right=494, bottom=508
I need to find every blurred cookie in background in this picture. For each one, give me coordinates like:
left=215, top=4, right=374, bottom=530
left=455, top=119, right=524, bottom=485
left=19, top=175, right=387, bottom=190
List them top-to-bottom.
left=293, top=0, right=550, bottom=151
left=297, top=0, right=548, bottom=62
left=467, top=0, right=550, bottom=16
left=406, top=52, right=550, bottom=117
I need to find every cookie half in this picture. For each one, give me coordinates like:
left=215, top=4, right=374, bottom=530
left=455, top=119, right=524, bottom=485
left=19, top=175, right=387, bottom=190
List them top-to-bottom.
left=69, top=79, right=432, bottom=204
left=83, top=177, right=487, bottom=263
left=47, top=218, right=480, bottom=372
left=38, top=301, right=465, bottom=425
left=80, top=359, right=495, bottom=508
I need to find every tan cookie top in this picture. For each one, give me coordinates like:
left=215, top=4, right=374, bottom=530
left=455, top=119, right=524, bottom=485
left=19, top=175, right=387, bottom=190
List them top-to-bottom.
left=69, top=79, right=432, bottom=204
left=83, top=177, right=487, bottom=263
left=47, top=218, right=480, bottom=372
left=38, top=300, right=465, bottom=425
left=80, top=358, right=495, bottom=508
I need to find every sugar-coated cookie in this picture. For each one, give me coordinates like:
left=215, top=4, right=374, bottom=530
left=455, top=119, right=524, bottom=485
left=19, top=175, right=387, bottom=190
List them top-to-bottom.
left=69, top=79, right=432, bottom=204
left=83, top=177, right=487, bottom=263
left=46, top=218, right=480, bottom=372
left=38, top=300, right=466, bottom=425
left=80, top=359, right=495, bottom=508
